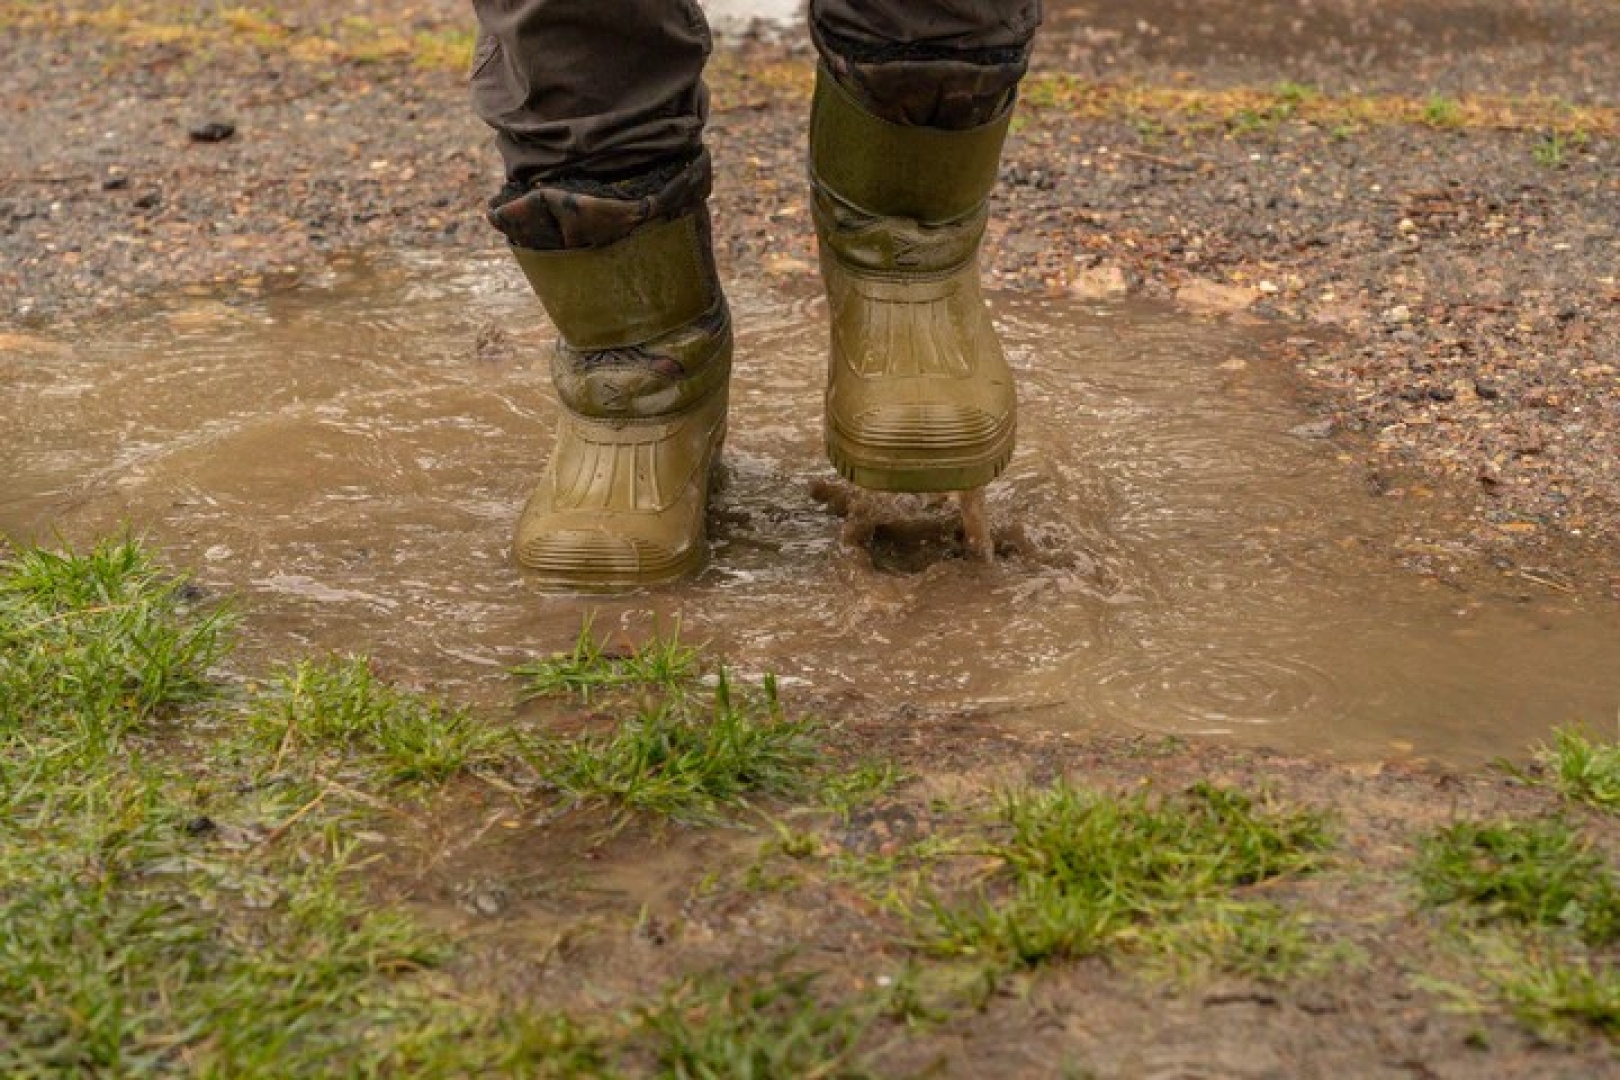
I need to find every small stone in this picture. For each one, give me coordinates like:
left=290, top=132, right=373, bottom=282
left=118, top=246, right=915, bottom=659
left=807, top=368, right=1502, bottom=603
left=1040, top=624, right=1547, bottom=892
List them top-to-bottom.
left=188, top=121, right=236, bottom=143
left=1067, top=263, right=1128, bottom=299
left=1178, top=278, right=1259, bottom=313
left=1258, top=279, right=1280, bottom=295
left=1382, top=304, right=1412, bottom=324
left=1474, top=380, right=1502, bottom=400
left=1289, top=419, right=1337, bottom=440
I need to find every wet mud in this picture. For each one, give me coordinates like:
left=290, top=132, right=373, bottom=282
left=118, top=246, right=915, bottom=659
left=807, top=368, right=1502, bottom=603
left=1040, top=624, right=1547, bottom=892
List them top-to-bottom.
left=713, top=0, right=1620, bottom=101
left=1039, top=0, right=1620, bottom=99
left=5, top=258, right=1618, bottom=766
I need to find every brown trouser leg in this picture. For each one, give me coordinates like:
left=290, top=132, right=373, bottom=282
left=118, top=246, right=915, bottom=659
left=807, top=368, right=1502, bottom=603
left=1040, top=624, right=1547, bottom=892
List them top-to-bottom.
left=469, top=0, right=712, bottom=185
left=813, top=0, right=1041, bottom=52
left=470, top=1, right=1040, bottom=244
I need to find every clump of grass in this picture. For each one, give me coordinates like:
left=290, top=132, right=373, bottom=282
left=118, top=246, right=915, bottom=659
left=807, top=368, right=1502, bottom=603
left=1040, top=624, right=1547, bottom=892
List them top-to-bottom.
left=411, top=27, right=476, bottom=71
left=1019, top=72, right=1084, bottom=110
left=1274, top=80, right=1319, bottom=106
left=1223, top=81, right=1316, bottom=135
left=1422, top=94, right=1463, bottom=127
left=1229, top=104, right=1285, bottom=134
left=1532, top=128, right=1588, bottom=167
left=0, top=536, right=233, bottom=750
left=0, top=536, right=636, bottom=1075
left=516, top=617, right=701, bottom=702
left=247, top=655, right=503, bottom=784
left=536, top=668, right=822, bottom=824
left=1533, top=725, right=1620, bottom=813
left=0, top=759, right=453, bottom=1077
left=0, top=759, right=620, bottom=1076
left=820, top=760, right=910, bottom=821
left=921, top=782, right=1333, bottom=971
left=1415, top=816, right=1620, bottom=1040
left=1415, top=818, right=1620, bottom=944
left=1140, top=901, right=1339, bottom=982
left=1497, top=948, right=1620, bottom=1039
left=635, top=971, right=881, bottom=1080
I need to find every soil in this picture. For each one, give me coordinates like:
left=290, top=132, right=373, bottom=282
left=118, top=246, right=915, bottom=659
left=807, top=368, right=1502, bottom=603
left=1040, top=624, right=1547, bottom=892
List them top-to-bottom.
left=4, top=2, right=1620, bottom=1075
left=396, top=701, right=1620, bottom=1079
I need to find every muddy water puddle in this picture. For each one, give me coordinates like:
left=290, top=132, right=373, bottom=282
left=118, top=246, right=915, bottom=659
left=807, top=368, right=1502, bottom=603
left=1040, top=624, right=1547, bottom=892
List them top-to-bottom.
left=4, top=252, right=1619, bottom=765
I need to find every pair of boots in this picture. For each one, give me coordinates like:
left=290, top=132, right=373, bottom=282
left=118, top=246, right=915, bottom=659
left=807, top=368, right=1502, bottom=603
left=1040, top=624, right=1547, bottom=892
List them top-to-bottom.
left=504, top=68, right=1016, bottom=587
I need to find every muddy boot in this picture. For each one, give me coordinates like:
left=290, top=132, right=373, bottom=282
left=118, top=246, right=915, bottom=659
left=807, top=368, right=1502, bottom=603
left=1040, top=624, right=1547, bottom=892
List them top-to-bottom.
left=810, top=62, right=1018, bottom=494
left=493, top=154, right=730, bottom=587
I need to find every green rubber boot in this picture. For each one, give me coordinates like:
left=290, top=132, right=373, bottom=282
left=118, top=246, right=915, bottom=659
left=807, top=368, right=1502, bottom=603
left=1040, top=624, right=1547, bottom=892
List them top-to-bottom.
left=810, top=65, right=1017, bottom=494
left=509, top=211, right=730, bottom=588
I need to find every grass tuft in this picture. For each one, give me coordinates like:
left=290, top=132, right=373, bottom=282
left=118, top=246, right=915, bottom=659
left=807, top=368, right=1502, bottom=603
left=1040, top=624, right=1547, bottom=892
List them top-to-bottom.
left=1422, top=94, right=1464, bottom=127
left=1531, top=128, right=1588, bottom=167
left=0, top=536, right=233, bottom=751
left=516, top=617, right=701, bottom=702
left=247, top=655, right=504, bottom=784
left=535, top=668, right=822, bottom=824
left=1535, top=726, right=1620, bottom=810
left=820, top=760, right=910, bottom=820
left=0, top=763, right=463, bottom=1077
left=921, top=782, right=1333, bottom=970
left=1415, top=816, right=1620, bottom=1040
left=1415, top=818, right=1620, bottom=945
left=1139, top=901, right=1339, bottom=982
left=1497, top=946, right=1620, bottom=1039
left=636, top=970, right=881, bottom=1080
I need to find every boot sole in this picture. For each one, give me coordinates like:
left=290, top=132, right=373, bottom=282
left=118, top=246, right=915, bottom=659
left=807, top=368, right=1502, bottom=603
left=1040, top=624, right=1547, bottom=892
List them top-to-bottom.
left=826, top=426, right=1014, bottom=493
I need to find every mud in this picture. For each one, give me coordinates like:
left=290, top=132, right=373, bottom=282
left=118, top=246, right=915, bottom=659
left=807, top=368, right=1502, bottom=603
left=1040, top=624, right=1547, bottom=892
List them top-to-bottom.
left=714, top=0, right=1620, bottom=101
left=1036, top=0, right=1620, bottom=99
left=5, top=4, right=1620, bottom=1074
left=6, top=259, right=1618, bottom=766
left=378, top=725, right=1618, bottom=1080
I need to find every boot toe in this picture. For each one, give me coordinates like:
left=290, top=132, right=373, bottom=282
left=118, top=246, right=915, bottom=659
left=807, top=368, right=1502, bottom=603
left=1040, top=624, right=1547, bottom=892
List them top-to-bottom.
left=828, top=402, right=1014, bottom=492
left=845, top=402, right=1004, bottom=451
left=515, top=526, right=698, bottom=587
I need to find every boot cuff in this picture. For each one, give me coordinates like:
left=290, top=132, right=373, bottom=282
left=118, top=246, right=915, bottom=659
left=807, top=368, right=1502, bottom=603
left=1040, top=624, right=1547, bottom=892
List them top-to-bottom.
left=811, top=24, right=1031, bottom=130
left=488, top=149, right=713, bottom=251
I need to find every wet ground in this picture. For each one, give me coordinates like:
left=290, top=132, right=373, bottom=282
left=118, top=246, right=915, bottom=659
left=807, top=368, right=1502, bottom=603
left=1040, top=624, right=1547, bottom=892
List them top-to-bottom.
left=713, top=0, right=1620, bottom=100
left=1041, top=0, right=1620, bottom=99
left=6, top=4, right=1620, bottom=1074
left=5, top=258, right=1618, bottom=766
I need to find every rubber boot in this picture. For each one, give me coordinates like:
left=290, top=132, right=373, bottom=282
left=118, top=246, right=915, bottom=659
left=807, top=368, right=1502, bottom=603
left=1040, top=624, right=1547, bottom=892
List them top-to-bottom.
left=810, top=65, right=1017, bottom=493
left=503, top=197, right=730, bottom=588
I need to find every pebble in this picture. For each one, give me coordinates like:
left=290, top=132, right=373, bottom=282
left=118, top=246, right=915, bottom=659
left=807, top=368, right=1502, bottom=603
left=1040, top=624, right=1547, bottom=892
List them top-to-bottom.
left=188, top=120, right=237, bottom=143
left=1289, top=420, right=1337, bottom=440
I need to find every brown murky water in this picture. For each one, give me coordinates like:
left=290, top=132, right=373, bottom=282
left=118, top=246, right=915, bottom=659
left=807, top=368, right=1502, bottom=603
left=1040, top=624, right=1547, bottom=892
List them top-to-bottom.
left=4, top=254, right=1619, bottom=765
